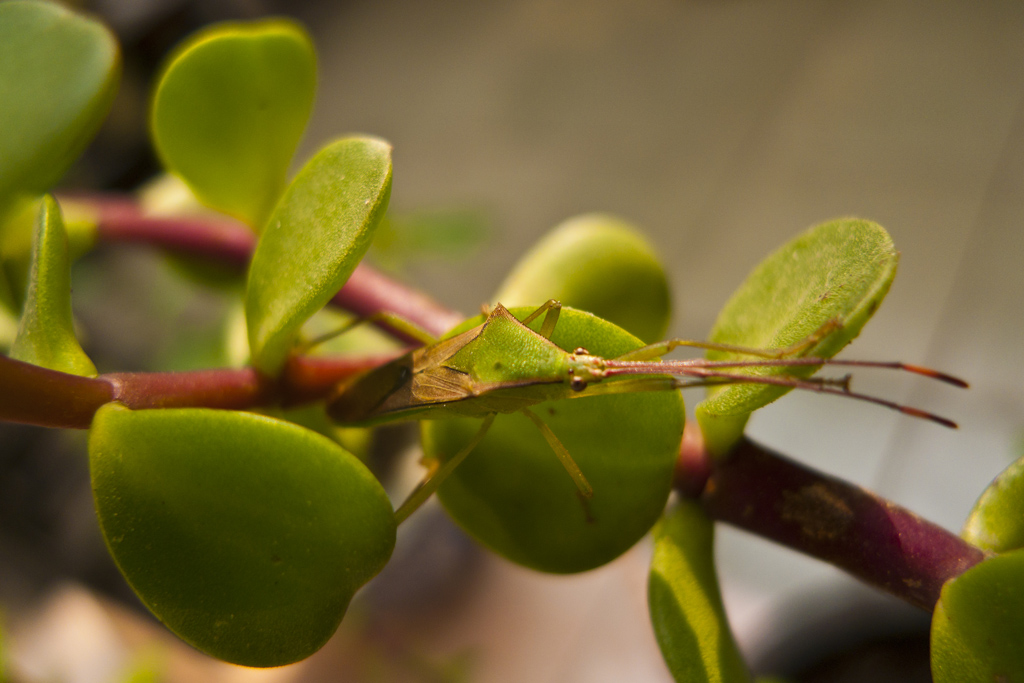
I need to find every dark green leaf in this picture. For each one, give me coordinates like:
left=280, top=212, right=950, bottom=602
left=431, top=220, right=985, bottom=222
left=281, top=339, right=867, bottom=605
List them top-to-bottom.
left=0, top=1, right=119, bottom=224
left=150, top=19, right=316, bottom=229
left=246, top=136, right=392, bottom=373
left=9, top=196, right=95, bottom=376
left=495, top=213, right=671, bottom=343
left=696, top=219, right=897, bottom=454
left=88, top=405, right=396, bottom=667
left=649, top=501, right=751, bottom=683
left=931, top=549, right=1024, bottom=682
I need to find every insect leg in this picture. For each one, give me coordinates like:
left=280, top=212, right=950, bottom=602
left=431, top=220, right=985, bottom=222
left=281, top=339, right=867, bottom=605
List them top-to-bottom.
left=518, top=299, right=562, bottom=340
left=521, top=407, right=593, bottom=498
left=394, top=413, right=497, bottom=524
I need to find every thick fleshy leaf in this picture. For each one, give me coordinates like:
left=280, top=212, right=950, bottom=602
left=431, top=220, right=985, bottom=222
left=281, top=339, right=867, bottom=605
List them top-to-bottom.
left=0, top=1, right=119, bottom=224
left=150, top=19, right=316, bottom=229
left=246, top=137, right=392, bottom=374
left=2, top=195, right=98, bottom=310
left=9, top=196, right=95, bottom=376
left=494, top=213, right=671, bottom=343
left=696, top=219, right=897, bottom=455
left=0, top=269, right=17, bottom=351
left=423, top=307, right=683, bottom=573
left=88, top=405, right=396, bottom=667
left=962, top=454, right=1024, bottom=553
left=649, top=501, right=751, bottom=683
left=931, top=549, right=1024, bottom=682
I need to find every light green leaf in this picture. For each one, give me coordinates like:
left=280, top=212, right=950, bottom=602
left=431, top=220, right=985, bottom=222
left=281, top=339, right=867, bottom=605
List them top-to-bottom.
left=0, top=1, right=119, bottom=224
left=150, top=19, right=316, bottom=229
left=246, top=136, right=392, bottom=374
left=2, top=195, right=98, bottom=307
left=10, top=196, right=96, bottom=376
left=495, top=213, right=672, bottom=343
left=696, top=219, right=897, bottom=455
left=0, top=269, right=17, bottom=352
left=424, top=307, right=683, bottom=573
left=88, top=404, right=396, bottom=667
left=962, top=454, right=1024, bottom=553
left=649, top=501, right=751, bottom=683
left=931, top=549, right=1024, bottom=682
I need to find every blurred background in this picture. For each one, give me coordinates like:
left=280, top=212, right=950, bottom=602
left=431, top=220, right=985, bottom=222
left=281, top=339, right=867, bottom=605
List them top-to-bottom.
left=3, top=0, right=1024, bottom=681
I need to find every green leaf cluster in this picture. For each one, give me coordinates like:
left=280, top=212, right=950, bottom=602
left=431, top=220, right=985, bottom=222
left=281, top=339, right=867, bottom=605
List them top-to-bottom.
left=0, top=0, right=118, bottom=350
left=2, top=3, right=992, bottom=679
left=0, top=5, right=395, bottom=666
left=929, top=452, right=1024, bottom=681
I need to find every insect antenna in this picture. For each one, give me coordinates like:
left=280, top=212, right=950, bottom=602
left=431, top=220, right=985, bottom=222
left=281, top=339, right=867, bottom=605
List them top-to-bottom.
left=599, top=357, right=967, bottom=428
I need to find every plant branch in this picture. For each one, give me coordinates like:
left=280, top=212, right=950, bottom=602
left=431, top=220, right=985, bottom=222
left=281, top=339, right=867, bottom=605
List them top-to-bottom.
left=82, top=195, right=464, bottom=341
left=0, top=351, right=400, bottom=429
left=0, top=354, right=114, bottom=428
left=677, top=424, right=987, bottom=611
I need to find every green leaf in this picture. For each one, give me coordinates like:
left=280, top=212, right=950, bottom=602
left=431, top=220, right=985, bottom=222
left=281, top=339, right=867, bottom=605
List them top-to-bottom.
left=0, top=1, right=119, bottom=224
left=150, top=19, right=316, bottom=229
left=246, top=136, right=392, bottom=374
left=2, top=195, right=98, bottom=308
left=9, top=196, right=96, bottom=376
left=494, top=213, right=671, bottom=343
left=696, top=219, right=897, bottom=455
left=0, top=269, right=17, bottom=352
left=423, top=307, right=683, bottom=573
left=88, top=404, right=396, bottom=667
left=962, top=454, right=1024, bottom=553
left=649, top=501, right=751, bottom=683
left=931, top=549, right=1024, bottom=682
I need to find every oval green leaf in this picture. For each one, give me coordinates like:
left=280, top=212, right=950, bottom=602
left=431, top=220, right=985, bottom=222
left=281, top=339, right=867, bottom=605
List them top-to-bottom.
left=0, top=1, right=119, bottom=224
left=150, top=19, right=316, bottom=229
left=246, top=136, right=392, bottom=374
left=9, top=196, right=96, bottom=376
left=494, top=213, right=671, bottom=343
left=696, top=219, right=897, bottom=455
left=423, top=307, right=683, bottom=573
left=88, top=404, right=396, bottom=667
left=962, top=455, right=1024, bottom=553
left=649, top=501, right=751, bottom=683
left=931, top=549, right=1024, bottom=683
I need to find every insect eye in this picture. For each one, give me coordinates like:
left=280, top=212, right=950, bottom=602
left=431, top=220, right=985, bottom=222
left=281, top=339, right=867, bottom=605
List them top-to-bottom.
left=573, top=347, right=590, bottom=356
left=570, top=376, right=587, bottom=392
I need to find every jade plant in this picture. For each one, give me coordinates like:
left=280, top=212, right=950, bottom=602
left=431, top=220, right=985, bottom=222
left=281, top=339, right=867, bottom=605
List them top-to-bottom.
left=0, top=2, right=1019, bottom=679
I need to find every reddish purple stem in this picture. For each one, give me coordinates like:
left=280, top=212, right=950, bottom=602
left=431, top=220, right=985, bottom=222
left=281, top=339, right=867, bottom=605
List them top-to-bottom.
left=87, top=196, right=463, bottom=342
left=678, top=428, right=987, bottom=611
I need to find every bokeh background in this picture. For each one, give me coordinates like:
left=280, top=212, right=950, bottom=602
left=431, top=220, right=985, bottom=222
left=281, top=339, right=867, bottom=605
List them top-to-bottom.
left=3, top=1, right=1024, bottom=681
